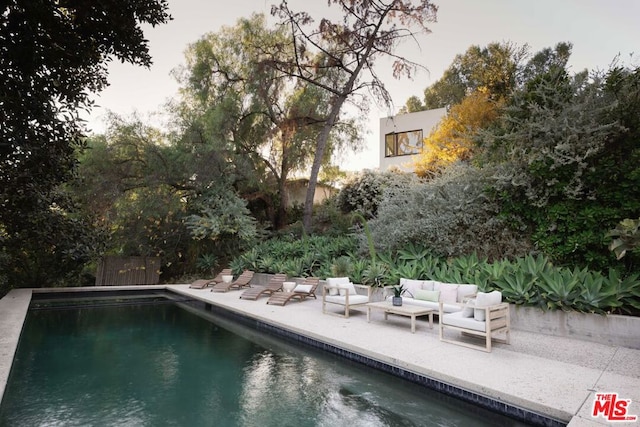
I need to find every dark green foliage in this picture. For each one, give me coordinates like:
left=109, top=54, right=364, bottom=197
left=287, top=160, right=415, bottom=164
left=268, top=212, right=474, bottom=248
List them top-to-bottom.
left=0, top=0, right=170, bottom=293
left=479, top=65, right=640, bottom=272
left=337, top=169, right=420, bottom=219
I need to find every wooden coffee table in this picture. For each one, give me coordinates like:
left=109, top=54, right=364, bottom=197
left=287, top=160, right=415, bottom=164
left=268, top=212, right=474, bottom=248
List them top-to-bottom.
left=366, top=301, right=434, bottom=333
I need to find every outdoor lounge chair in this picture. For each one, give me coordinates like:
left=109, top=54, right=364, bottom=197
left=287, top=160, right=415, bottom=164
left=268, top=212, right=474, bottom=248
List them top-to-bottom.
left=188, top=268, right=233, bottom=289
left=210, top=268, right=233, bottom=285
left=211, top=270, right=254, bottom=292
left=239, top=273, right=287, bottom=300
left=266, top=277, right=320, bottom=306
left=322, top=277, right=372, bottom=318
left=188, top=279, right=212, bottom=289
left=439, top=290, right=510, bottom=352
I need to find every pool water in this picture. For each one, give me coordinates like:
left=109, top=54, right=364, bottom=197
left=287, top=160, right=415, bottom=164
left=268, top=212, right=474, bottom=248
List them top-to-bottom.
left=0, top=299, right=530, bottom=426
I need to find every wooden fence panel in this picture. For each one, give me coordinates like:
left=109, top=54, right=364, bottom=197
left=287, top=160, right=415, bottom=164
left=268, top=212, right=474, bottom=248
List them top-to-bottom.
left=95, top=256, right=160, bottom=286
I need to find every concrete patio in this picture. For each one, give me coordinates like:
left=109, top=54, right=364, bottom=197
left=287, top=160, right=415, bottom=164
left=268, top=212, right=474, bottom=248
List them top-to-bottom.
left=1, top=284, right=639, bottom=426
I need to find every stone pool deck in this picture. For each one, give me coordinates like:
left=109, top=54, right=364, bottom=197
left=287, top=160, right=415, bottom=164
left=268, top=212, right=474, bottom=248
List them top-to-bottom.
left=2, top=285, right=639, bottom=426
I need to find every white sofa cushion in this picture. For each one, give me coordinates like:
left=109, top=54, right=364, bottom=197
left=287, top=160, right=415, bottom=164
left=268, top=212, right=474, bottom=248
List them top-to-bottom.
left=399, top=278, right=424, bottom=298
left=422, top=280, right=437, bottom=291
left=433, top=283, right=458, bottom=304
left=439, top=287, right=458, bottom=304
left=474, top=291, right=502, bottom=321
left=325, top=294, right=369, bottom=305
left=442, top=311, right=487, bottom=332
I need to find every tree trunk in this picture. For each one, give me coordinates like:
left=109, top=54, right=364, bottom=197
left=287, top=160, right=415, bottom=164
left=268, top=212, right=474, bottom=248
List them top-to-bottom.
left=302, top=97, right=345, bottom=234
left=277, top=175, right=288, bottom=229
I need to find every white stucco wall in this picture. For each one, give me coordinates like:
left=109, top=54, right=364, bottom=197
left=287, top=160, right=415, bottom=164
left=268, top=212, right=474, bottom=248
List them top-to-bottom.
left=379, top=107, right=447, bottom=171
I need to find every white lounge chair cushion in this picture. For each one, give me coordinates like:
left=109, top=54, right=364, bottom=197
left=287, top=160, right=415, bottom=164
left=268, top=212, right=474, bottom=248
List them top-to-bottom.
left=326, top=277, right=350, bottom=296
left=294, top=284, right=312, bottom=293
left=474, top=291, right=502, bottom=321
left=324, top=294, right=369, bottom=305
left=442, top=311, right=487, bottom=332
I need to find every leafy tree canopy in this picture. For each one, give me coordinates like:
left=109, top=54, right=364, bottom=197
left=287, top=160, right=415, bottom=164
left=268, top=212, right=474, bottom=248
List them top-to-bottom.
left=0, top=0, right=171, bottom=291
left=269, top=0, right=438, bottom=233
left=173, top=13, right=360, bottom=229
left=403, top=41, right=571, bottom=111
left=413, top=89, right=502, bottom=178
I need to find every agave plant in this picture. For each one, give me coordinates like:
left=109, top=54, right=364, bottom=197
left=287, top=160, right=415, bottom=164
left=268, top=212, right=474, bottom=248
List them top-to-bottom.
left=397, top=242, right=431, bottom=263
left=196, top=253, right=218, bottom=274
left=449, top=253, right=488, bottom=283
left=283, top=258, right=307, bottom=278
left=349, top=259, right=368, bottom=284
left=388, top=261, right=422, bottom=285
left=362, top=262, right=389, bottom=287
left=538, top=267, right=582, bottom=311
left=494, top=269, right=537, bottom=305
left=574, top=270, right=620, bottom=314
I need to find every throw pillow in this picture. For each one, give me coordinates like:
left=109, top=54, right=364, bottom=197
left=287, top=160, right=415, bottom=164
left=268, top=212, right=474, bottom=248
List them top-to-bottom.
left=327, top=277, right=349, bottom=296
left=421, top=280, right=437, bottom=291
left=433, top=282, right=459, bottom=294
left=294, top=284, right=312, bottom=293
left=439, top=287, right=458, bottom=304
left=414, top=289, right=439, bottom=302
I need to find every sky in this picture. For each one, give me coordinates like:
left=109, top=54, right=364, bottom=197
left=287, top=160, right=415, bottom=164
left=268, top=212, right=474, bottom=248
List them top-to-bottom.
left=84, top=0, right=640, bottom=171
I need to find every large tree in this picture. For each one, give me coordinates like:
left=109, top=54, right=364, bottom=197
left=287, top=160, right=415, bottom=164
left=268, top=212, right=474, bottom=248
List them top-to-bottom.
left=0, top=0, right=171, bottom=290
left=269, top=0, right=438, bottom=234
left=174, top=14, right=358, bottom=229
left=73, top=114, right=258, bottom=280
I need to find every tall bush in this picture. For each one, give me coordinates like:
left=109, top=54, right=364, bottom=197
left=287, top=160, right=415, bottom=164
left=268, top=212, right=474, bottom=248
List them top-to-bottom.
left=478, top=65, right=640, bottom=271
left=367, top=163, right=532, bottom=260
left=337, top=169, right=419, bottom=219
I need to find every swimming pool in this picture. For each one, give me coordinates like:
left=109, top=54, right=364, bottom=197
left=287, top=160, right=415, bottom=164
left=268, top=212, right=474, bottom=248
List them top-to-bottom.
left=0, top=293, right=531, bottom=426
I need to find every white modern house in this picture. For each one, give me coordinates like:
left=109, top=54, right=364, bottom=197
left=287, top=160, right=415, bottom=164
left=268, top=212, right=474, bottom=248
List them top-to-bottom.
left=379, top=107, right=447, bottom=171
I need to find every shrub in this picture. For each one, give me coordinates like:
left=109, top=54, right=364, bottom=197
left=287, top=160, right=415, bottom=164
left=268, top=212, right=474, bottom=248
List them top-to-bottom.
left=367, top=163, right=532, bottom=260
left=337, top=169, right=419, bottom=219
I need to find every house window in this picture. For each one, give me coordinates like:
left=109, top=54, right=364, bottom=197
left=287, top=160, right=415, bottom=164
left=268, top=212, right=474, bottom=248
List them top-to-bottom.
left=384, top=130, right=423, bottom=157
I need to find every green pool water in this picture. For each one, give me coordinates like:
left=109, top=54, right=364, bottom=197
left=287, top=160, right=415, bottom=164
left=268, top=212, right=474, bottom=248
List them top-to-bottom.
left=0, top=298, right=530, bottom=426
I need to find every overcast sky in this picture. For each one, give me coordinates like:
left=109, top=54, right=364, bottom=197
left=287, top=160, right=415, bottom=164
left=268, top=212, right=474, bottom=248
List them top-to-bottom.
left=85, top=0, right=640, bottom=171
